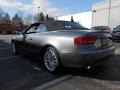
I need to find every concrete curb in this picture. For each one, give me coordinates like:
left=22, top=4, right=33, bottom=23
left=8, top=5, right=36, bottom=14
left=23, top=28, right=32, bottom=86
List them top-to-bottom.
left=32, top=75, right=72, bottom=90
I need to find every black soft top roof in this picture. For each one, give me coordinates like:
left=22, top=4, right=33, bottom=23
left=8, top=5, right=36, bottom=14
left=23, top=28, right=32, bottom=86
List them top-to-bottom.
left=34, top=20, right=79, bottom=31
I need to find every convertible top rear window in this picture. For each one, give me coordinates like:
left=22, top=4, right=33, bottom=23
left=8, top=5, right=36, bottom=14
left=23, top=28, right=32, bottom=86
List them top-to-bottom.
left=45, top=21, right=89, bottom=31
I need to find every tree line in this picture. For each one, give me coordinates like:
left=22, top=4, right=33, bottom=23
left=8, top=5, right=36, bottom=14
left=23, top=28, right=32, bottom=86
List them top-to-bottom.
left=0, top=8, right=54, bottom=34
left=0, top=8, right=75, bottom=34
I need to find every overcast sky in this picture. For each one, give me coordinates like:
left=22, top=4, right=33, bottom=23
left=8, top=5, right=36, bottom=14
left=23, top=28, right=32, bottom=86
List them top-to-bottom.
left=0, top=0, right=104, bottom=17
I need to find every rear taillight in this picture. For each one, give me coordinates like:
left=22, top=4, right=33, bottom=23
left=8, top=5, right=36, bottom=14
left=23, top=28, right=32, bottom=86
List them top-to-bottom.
left=74, top=37, right=97, bottom=45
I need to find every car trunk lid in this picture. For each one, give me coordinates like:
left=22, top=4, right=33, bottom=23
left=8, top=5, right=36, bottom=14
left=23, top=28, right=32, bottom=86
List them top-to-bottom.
left=70, top=30, right=113, bottom=48
left=84, top=30, right=113, bottom=48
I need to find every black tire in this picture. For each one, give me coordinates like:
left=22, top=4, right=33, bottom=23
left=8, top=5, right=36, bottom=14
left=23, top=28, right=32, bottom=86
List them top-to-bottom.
left=11, top=41, right=18, bottom=55
left=43, top=47, right=60, bottom=72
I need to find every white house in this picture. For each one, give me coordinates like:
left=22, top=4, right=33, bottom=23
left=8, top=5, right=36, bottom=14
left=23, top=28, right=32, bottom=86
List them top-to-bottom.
left=92, top=0, right=120, bottom=29
left=58, top=11, right=92, bottom=29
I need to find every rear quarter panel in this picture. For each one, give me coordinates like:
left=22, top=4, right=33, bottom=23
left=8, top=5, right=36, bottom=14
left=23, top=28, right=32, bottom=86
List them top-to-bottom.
left=30, top=30, right=102, bottom=54
left=31, top=32, right=78, bottom=54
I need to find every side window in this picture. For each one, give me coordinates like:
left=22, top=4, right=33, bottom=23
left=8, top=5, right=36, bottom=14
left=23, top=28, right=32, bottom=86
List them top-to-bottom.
left=37, top=24, right=47, bottom=33
left=26, top=25, right=39, bottom=33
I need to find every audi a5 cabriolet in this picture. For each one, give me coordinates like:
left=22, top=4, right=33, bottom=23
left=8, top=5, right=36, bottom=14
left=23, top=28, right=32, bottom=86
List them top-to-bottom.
left=11, top=20, right=115, bottom=72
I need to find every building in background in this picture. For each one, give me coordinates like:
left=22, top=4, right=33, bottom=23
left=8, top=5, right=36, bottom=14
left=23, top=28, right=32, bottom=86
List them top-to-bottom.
left=92, top=0, right=120, bottom=29
left=58, top=11, right=92, bottom=29
left=0, top=23, right=21, bottom=34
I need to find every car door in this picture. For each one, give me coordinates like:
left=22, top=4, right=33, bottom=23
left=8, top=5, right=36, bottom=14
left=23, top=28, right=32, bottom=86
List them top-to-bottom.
left=24, top=23, right=48, bottom=56
left=22, top=24, right=40, bottom=54
left=14, top=34, right=26, bottom=52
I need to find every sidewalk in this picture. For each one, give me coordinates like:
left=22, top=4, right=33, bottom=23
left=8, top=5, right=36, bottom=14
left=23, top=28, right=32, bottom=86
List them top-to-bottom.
left=46, top=76, right=120, bottom=90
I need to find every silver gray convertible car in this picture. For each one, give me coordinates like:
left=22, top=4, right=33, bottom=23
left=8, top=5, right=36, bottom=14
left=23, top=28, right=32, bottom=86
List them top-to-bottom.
left=11, top=20, right=115, bottom=72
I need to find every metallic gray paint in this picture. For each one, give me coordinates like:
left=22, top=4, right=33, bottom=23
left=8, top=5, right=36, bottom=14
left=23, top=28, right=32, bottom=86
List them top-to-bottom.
left=12, top=22, right=115, bottom=68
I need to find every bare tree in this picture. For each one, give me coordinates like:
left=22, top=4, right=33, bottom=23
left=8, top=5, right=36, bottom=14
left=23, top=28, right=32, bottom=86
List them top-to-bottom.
left=0, top=8, right=6, bottom=23
left=0, top=8, right=3, bottom=23
left=17, top=11, right=24, bottom=21
left=17, top=11, right=24, bottom=29
left=34, top=12, right=45, bottom=22
left=4, top=13, right=11, bottom=24
left=12, top=14, right=19, bottom=24
left=24, top=14, right=33, bottom=25
left=45, top=14, right=54, bottom=21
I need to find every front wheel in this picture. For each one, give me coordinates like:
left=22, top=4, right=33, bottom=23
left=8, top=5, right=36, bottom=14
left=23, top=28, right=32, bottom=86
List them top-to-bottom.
left=11, top=41, right=18, bottom=55
left=44, top=47, right=60, bottom=72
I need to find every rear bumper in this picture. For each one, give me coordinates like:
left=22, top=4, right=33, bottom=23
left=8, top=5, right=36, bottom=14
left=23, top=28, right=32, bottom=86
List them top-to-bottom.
left=60, top=46, right=115, bottom=67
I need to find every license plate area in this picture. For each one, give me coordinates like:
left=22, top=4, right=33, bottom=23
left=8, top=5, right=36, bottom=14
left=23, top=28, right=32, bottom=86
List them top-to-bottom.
left=95, top=38, right=113, bottom=48
left=102, top=38, right=113, bottom=47
left=102, top=38, right=109, bottom=47
left=95, top=39, right=101, bottom=48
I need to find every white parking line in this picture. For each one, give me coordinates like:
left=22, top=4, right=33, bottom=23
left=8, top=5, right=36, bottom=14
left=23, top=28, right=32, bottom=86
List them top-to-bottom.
left=0, top=55, right=22, bottom=61
left=0, top=55, right=42, bottom=71
left=22, top=60, right=42, bottom=71
left=32, top=66, right=42, bottom=71
left=32, top=75, right=72, bottom=90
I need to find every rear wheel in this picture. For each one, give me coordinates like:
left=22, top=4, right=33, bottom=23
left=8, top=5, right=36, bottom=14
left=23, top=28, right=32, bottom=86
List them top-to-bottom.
left=44, top=47, right=60, bottom=72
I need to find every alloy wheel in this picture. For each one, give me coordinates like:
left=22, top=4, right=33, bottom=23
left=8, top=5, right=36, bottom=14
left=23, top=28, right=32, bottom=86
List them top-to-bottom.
left=44, top=47, right=59, bottom=72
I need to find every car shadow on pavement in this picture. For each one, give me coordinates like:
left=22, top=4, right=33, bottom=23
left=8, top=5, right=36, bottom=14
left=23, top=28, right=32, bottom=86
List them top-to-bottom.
left=1, top=39, right=120, bottom=82
left=15, top=44, right=120, bottom=82
left=22, top=52, right=120, bottom=82
left=57, top=53, right=120, bottom=81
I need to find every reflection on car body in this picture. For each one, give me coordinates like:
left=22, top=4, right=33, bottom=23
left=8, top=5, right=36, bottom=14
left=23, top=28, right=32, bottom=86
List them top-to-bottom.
left=11, top=20, right=115, bottom=72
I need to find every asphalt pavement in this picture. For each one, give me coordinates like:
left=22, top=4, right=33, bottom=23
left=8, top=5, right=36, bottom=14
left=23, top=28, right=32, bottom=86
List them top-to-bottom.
left=0, top=35, right=62, bottom=90
left=1, top=35, right=120, bottom=90
left=46, top=42, right=120, bottom=90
